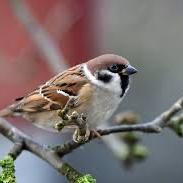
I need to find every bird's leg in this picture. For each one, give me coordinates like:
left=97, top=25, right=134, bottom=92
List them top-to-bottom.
left=55, top=96, right=91, bottom=142
left=55, top=97, right=78, bottom=131
left=72, top=113, right=91, bottom=143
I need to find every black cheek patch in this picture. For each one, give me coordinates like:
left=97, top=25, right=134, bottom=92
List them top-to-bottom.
left=97, top=72, right=113, bottom=83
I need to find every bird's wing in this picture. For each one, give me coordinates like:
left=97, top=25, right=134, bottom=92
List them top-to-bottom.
left=9, top=65, right=89, bottom=113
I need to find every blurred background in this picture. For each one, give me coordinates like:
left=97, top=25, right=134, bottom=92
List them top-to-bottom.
left=0, top=0, right=183, bottom=182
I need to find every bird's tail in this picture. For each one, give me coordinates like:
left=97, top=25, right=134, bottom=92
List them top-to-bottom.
left=0, top=108, right=13, bottom=117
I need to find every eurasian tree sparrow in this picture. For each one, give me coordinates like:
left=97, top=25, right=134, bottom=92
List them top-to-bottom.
left=0, top=54, right=137, bottom=135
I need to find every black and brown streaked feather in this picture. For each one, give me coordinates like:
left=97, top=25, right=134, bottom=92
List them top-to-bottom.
left=0, top=64, right=89, bottom=116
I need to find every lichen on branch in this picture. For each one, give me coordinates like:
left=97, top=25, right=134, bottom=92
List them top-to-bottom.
left=0, top=155, right=16, bottom=183
left=60, top=163, right=96, bottom=183
left=76, top=175, right=96, bottom=183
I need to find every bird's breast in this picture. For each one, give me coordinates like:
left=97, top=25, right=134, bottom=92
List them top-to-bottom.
left=86, top=86, right=122, bottom=127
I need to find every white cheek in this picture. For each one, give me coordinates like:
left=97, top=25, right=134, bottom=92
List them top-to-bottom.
left=83, top=64, right=122, bottom=95
left=83, top=64, right=101, bottom=85
left=101, top=72, right=122, bottom=94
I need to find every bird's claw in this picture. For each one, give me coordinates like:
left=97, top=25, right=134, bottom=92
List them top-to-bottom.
left=57, top=107, right=90, bottom=142
left=73, top=127, right=91, bottom=143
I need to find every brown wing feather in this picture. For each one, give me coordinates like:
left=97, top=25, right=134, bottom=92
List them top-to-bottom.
left=9, top=64, right=88, bottom=113
left=10, top=90, right=55, bottom=113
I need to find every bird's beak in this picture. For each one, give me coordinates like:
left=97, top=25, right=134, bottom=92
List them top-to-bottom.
left=121, top=65, right=138, bottom=75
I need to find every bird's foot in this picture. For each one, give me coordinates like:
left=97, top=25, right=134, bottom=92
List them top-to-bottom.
left=55, top=97, right=80, bottom=131
left=71, top=112, right=91, bottom=143
left=73, top=126, right=90, bottom=143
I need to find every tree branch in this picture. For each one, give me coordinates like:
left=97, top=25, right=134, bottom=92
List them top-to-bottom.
left=0, top=97, right=183, bottom=182
left=54, top=97, right=183, bottom=156
left=0, top=118, right=94, bottom=182
left=8, top=143, right=23, bottom=160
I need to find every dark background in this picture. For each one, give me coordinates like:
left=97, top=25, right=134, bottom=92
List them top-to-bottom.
left=0, top=0, right=183, bottom=182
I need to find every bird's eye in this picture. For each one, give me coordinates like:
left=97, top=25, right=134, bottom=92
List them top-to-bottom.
left=108, top=64, right=119, bottom=73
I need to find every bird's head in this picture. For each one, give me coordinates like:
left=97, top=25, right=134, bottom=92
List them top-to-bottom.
left=84, top=54, right=137, bottom=97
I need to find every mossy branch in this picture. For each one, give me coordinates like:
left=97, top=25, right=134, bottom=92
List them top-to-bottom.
left=0, top=98, right=183, bottom=182
left=0, top=155, right=16, bottom=183
left=60, top=163, right=96, bottom=183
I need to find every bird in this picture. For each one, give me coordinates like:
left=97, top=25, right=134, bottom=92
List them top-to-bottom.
left=0, top=54, right=137, bottom=141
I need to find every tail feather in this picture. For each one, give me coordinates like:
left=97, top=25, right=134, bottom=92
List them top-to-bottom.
left=0, top=108, right=13, bottom=117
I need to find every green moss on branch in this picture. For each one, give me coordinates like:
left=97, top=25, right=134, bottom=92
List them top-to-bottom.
left=0, top=155, right=16, bottom=183
left=60, top=163, right=96, bottom=183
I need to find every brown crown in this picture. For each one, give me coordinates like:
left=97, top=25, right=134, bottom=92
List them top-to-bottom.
left=86, top=54, right=129, bottom=74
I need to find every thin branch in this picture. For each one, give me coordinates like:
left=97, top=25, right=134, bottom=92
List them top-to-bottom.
left=8, top=0, right=68, bottom=73
left=0, top=97, right=183, bottom=181
left=54, top=97, right=183, bottom=156
left=0, top=118, right=70, bottom=177
left=0, top=118, right=95, bottom=182
left=8, top=143, right=23, bottom=160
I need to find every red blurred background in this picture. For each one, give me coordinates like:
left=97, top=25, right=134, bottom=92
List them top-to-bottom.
left=0, top=0, right=100, bottom=108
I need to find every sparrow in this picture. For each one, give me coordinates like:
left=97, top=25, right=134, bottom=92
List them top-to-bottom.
left=0, top=54, right=137, bottom=138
